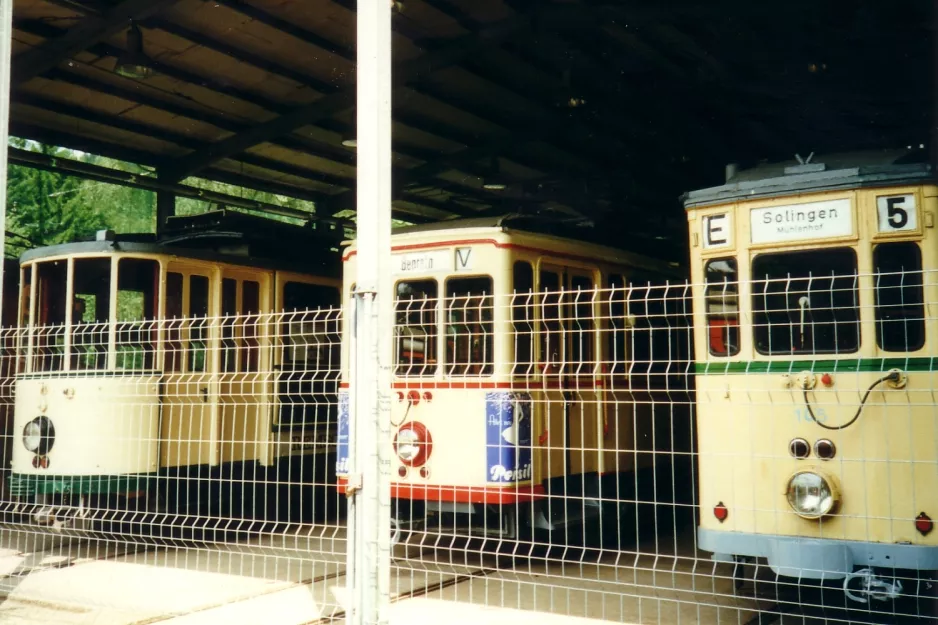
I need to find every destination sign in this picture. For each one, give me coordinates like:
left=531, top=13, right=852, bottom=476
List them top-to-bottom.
left=750, top=199, right=852, bottom=245
left=392, top=250, right=453, bottom=275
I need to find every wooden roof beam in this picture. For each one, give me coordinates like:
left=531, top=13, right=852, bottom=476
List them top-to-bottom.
left=12, top=0, right=182, bottom=86
left=159, top=3, right=581, bottom=182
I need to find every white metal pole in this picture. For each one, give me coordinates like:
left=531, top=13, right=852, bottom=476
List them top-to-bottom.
left=0, top=0, right=13, bottom=318
left=347, top=0, right=392, bottom=623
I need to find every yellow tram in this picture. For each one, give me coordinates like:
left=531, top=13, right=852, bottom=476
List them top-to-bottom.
left=684, top=151, right=938, bottom=602
left=8, top=210, right=343, bottom=529
left=337, top=216, right=686, bottom=543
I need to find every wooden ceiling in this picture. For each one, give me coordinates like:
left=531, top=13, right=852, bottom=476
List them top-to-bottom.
left=7, top=0, right=934, bottom=262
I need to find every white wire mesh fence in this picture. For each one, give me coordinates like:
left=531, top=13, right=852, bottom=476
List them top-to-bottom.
left=0, top=278, right=934, bottom=624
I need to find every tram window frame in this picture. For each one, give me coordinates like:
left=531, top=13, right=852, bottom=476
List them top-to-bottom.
left=873, top=241, right=925, bottom=352
left=751, top=248, right=860, bottom=356
left=71, top=257, right=111, bottom=371
left=115, top=258, right=159, bottom=371
left=704, top=258, right=740, bottom=357
left=511, top=262, right=535, bottom=375
left=444, top=275, right=494, bottom=377
left=394, top=279, right=438, bottom=377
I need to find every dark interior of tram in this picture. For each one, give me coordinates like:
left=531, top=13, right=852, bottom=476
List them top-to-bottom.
left=6, top=0, right=934, bottom=267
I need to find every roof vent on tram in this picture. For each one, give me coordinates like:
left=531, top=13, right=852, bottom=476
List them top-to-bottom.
left=95, top=229, right=116, bottom=242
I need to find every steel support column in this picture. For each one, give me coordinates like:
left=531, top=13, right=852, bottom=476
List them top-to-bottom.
left=0, top=0, right=13, bottom=319
left=346, top=0, right=393, bottom=624
left=155, top=189, right=175, bottom=235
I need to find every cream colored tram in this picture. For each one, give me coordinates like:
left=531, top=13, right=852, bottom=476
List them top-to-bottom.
left=684, top=151, right=938, bottom=602
left=9, top=211, right=343, bottom=528
left=337, top=216, right=684, bottom=543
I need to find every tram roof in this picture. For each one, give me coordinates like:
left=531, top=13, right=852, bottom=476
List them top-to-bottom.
left=682, top=149, right=935, bottom=209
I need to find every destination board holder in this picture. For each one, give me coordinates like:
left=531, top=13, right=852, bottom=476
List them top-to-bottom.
left=747, top=197, right=858, bottom=249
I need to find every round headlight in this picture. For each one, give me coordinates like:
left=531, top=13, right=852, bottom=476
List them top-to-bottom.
left=22, top=416, right=55, bottom=456
left=394, top=422, right=432, bottom=467
left=786, top=471, right=837, bottom=519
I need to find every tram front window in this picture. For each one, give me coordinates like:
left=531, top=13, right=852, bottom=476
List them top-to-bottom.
left=874, top=242, right=925, bottom=352
left=752, top=248, right=859, bottom=355
left=72, top=258, right=110, bottom=370
left=705, top=258, right=740, bottom=356
left=35, top=261, right=67, bottom=371
left=445, top=276, right=493, bottom=376
left=395, top=280, right=438, bottom=376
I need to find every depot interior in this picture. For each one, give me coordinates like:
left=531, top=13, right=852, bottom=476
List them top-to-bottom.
left=6, top=0, right=935, bottom=533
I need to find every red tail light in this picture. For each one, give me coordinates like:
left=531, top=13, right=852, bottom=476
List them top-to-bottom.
left=713, top=502, right=728, bottom=522
left=915, top=512, right=933, bottom=536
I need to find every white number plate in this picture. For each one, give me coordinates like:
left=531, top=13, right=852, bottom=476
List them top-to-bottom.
left=876, top=194, right=917, bottom=233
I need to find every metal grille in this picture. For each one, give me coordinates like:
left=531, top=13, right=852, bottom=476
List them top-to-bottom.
left=0, top=279, right=935, bottom=624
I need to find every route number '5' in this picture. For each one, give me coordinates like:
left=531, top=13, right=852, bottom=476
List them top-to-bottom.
left=877, top=194, right=917, bottom=233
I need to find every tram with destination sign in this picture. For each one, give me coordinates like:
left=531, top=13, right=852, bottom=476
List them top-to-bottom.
left=684, top=150, right=938, bottom=604
left=6, top=210, right=344, bottom=531
left=337, top=216, right=690, bottom=545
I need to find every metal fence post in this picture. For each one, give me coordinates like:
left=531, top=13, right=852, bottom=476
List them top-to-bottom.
left=0, top=0, right=13, bottom=315
left=347, top=1, right=393, bottom=624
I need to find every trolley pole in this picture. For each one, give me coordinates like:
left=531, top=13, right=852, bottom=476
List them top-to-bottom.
left=0, top=0, right=12, bottom=318
left=347, top=0, right=393, bottom=624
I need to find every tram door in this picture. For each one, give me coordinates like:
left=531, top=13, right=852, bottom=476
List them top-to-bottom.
left=538, top=263, right=602, bottom=487
left=160, top=268, right=220, bottom=471
left=218, top=270, right=270, bottom=466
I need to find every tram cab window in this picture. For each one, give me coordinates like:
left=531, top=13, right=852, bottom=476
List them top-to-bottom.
left=874, top=242, right=925, bottom=352
left=752, top=248, right=859, bottom=355
left=72, top=258, right=111, bottom=370
left=115, top=258, right=158, bottom=370
left=704, top=258, right=740, bottom=356
left=511, top=262, right=534, bottom=375
left=20, top=265, right=31, bottom=327
left=445, top=276, right=493, bottom=376
left=221, top=278, right=263, bottom=373
left=395, top=280, right=438, bottom=376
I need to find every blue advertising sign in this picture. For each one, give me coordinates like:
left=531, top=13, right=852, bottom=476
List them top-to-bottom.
left=335, top=390, right=350, bottom=475
left=485, top=392, right=532, bottom=483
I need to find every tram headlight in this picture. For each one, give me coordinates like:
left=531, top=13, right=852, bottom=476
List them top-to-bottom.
left=22, top=416, right=55, bottom=456
left=394, top=422, right=432, bottom=467
left=786, top=470, right=837, bottom=519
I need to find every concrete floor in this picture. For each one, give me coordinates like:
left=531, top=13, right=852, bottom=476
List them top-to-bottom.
left=0, top=524, right=783, bottom=625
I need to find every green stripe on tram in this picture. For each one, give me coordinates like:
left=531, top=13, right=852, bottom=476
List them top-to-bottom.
left=695, top=357, right=938, bottom=375
left=8, top=473, right=154, bottom=496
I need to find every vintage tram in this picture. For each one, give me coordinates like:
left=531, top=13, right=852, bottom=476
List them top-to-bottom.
left=684, top=150, right=938, bottom=603
left=7, top=210, right=344, bottom=530
left=337, top=216, right=689, bottom=545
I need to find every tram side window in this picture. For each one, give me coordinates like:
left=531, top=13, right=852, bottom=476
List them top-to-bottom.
left=874, top=242, right=925, bottom=352
left=752, top=249, right=859, bottom=355
left=72, top=258, right=111, bottom=371
left=115, top=258, right=158, bottom=370
left=705, top=258, right=740, bottom=357
left=35, top=261, right=67, bottom=371
left=511, top=262, right=535, bottom=375
left=539, top=271, right=562, bottom=370
left=165, top=272, right=184, bottom=372
left=606, top=273, right=627, bottom=375
left=189, top=275, right=210, bottom=372
left=569, top=275, right=595, bottom=373
left=445, top=276, right=493, bottom=376
left=221, top=278, right=238, bottom=372
left=395, top=280, right=438, bottom=376
left=281, top=282, right=340, bottom=373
